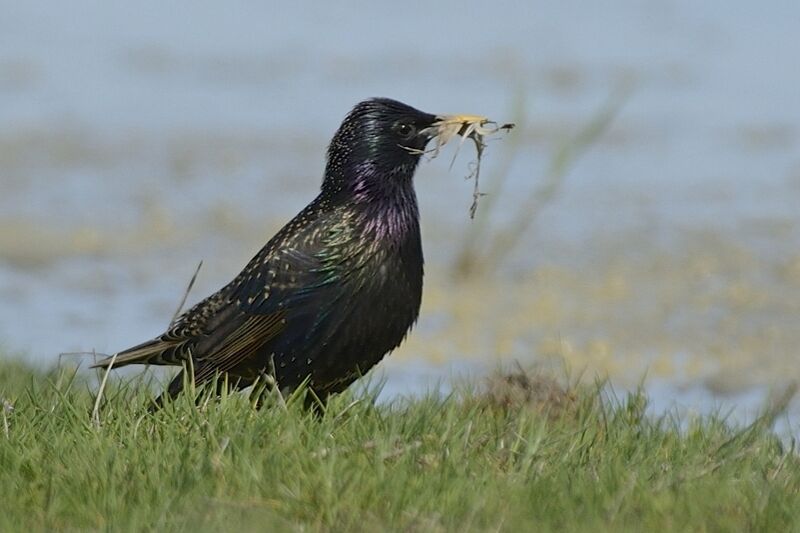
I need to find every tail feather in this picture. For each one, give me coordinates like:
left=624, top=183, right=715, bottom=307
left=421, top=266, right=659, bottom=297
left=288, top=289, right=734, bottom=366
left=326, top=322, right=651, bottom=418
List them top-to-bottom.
left=90, top=337, right=181, bottom=369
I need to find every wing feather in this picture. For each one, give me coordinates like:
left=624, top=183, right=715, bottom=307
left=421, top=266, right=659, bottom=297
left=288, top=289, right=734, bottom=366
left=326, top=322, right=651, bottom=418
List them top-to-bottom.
left=192, top=312, right=286, bottom=383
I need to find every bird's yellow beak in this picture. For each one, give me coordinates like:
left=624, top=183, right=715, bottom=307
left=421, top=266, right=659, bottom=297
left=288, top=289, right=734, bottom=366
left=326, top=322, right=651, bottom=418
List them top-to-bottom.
left=434, top=114, right=490, bottom=126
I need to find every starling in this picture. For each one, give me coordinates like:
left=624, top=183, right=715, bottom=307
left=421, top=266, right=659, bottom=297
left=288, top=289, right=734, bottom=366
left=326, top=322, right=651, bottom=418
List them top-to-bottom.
left=93, top=98, right=474, bottom=407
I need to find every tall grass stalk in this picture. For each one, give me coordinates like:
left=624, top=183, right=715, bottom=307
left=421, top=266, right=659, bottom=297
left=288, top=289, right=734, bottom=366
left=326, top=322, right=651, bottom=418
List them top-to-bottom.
left=456, top=84, right=632, bottom=277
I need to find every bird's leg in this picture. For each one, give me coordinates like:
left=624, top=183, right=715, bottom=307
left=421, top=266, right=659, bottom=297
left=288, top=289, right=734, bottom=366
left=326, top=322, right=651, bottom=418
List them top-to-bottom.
left=249, top=355, right=287, bottom=410
left=149, top=364, right=247, bottom=412
left=148, top=368, right=189, bottom=413
left=248, top=373, right=274, bottom=409
left=303, top=387, right=328, bottom=416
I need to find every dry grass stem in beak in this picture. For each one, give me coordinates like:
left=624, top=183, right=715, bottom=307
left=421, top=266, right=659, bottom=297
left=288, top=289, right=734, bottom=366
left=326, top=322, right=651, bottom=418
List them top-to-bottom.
left=421, top=115, right=515, bottom=218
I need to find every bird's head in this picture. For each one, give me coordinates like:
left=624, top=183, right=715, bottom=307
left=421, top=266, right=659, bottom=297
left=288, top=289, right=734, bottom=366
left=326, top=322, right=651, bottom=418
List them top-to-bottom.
left=322, top=98, right=438, bottom=198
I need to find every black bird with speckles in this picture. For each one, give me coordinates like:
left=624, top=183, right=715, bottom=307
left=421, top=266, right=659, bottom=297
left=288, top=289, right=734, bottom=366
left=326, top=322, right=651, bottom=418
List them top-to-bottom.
left=92, top=98, right=440, bottom=406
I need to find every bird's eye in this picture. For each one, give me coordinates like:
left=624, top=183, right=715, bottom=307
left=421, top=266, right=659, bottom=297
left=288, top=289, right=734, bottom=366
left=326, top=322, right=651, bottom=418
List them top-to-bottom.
left=395, top=122, right=416, bottom=138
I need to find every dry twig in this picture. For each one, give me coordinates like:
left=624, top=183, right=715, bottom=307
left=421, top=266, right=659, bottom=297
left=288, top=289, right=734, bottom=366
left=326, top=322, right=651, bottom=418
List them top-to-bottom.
left=417, top=115, right=514, bottom=218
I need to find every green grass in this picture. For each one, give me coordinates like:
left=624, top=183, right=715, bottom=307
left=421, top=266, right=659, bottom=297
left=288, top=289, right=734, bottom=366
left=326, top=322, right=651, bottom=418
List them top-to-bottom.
left=1, top=361, right=798, bottom=532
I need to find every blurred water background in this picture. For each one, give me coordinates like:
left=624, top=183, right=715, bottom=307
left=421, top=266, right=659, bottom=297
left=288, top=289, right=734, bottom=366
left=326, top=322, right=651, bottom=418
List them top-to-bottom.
left=1, top=1, right=799, bottom=433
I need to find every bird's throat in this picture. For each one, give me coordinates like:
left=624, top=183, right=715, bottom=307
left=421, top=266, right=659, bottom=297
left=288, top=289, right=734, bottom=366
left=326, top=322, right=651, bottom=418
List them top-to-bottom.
left=350, top=173, right=420, bottom=243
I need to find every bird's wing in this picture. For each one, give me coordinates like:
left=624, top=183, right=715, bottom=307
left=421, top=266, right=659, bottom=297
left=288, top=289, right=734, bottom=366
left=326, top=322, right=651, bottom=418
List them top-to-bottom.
left=92, top=229, right=353, bottom=377
left=191, top=242, right=352, bottom=380
left=88, top=293, right=241, bottom=370
left=91, top=299, right=289, bottom=375
left=189, top=311, right=287, bottom=383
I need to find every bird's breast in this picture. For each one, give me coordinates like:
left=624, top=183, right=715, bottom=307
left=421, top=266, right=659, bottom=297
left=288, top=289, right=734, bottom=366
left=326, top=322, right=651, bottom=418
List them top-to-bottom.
left=321, top=199, right=424, bottom=337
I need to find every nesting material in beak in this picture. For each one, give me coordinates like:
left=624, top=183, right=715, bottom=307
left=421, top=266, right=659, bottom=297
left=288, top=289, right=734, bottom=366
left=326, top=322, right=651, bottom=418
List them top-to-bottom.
left=421, top=114, right=515, bottom=218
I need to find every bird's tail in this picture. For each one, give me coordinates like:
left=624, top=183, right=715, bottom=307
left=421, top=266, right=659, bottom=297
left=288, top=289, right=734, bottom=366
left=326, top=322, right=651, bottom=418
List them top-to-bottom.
left=90, top=337, right=180, bottom=370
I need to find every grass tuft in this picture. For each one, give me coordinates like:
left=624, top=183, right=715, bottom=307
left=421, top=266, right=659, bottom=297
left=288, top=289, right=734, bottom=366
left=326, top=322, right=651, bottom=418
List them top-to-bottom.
left=0, top=360, right=798, bottom=531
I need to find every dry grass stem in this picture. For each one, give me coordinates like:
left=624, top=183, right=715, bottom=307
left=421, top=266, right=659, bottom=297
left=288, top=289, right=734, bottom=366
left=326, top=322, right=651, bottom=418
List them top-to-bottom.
left=418, top=115, right=514, bottom=218
left=170, top=260, right=203, bottom=327
left=91, top=351, right=117, bottom=426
